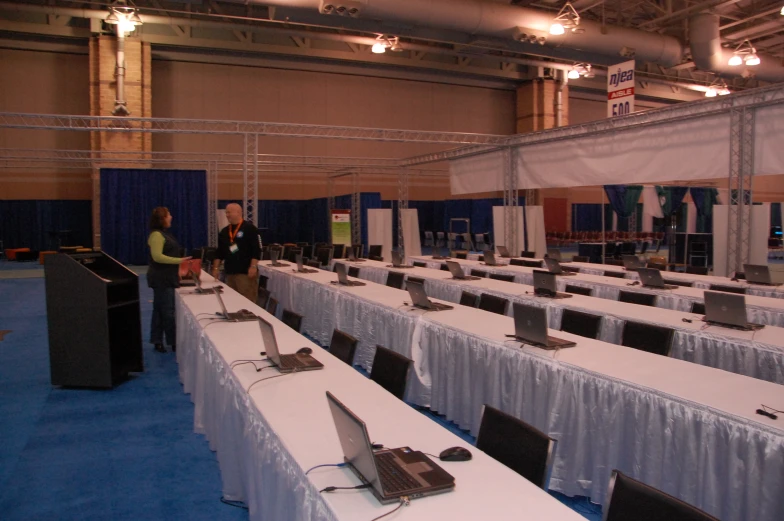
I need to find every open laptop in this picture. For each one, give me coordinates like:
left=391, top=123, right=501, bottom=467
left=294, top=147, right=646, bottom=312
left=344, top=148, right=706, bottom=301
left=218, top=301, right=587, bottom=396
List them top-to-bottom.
left=497, top=245, right=515, bottom=258
left=346, top=247, right=366, bottom=263
left=546, top=248, right=562, bottom=262
left=179, top=249, right=205, bottom=287
left=267, top=249, right=290, bottom=268
left=482, top=250, right=499, bottom=266
left=387, top=251, right=414, bottom=269
left=294, top=254, right=319, bottom=274
left=622, top=255, right=645, bottom=271
left=544, top=257, right=576, bottom=276
left=445, top=260, right=481, bottom=281
left=332, top=262, right=366, bottom=287
left=743, top=264, right=775, bottom=285
left=637, top=267, right=678, bottom=290
left=533, top=270, right=572, bottom=299
left=190, top=271, right=220, bottom=294
left=406, top=280, right=453, bottom=311
left=214, top=289, right=257, bottom=321
left=702, top=290, right=764, bottom=331
left=506, top=302, right=576, bottom=349
left=257, top=316, right=323, bottom=372
left=326, top=391, right=455, bottom=504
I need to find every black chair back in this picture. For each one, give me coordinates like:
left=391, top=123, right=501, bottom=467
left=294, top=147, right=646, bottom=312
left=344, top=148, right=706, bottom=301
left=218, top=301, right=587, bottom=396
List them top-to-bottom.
left=332, top=244, right=346, bottom=259
left=368, top=245, right=383, bottom=258
left=316, top=247, right=332, bottom=267
left=287, top=248, right=303, bottom=263
left=520, top=251, right=536, bottom=258
left=455, top=252, right=468, bottom=260
left=369, top=255, right=383, bottom=262
left=572, top=256, right=590, bottom=263
left=307, top=259, right=321, bottom=269
left=510, top=259, right=526, bottom=266
left=522, top=260, right=543, bottom=268
left=413, top=261, right=427, bottom=268
left=440, top=263, right=450, bottom=271
left=348, top=266, right=360, bottom=278
left=561, top=266, right=580, bottom=273
left=686, top=266, right=708, bottom=276
left=471, top=269, right=489, bottom=278
left=386, top=271, right=406, bottom=289
left=604, top=271, right=627, bottom=279
left=490, top=273, right=515, bottom=283
left=258, top=275, right=269, bottom=290
left=407, top=276, right=425, bottom=287
left=663, top=278, right=693, bottom=288
left=565, top=284, right=593, bottom=296
left=709, top=284, right=746, bottom=295
left=256, top=288, right=271, bottom=310
left=460, top=291, right=478, bottom=307
left=619, top=291, right=657, bottom=307
left=478, top=294, right=509, bottom=315
left=267, top=297, right=279, bottom=316
left=691, top=301, right=706, bottom=315
left=281, top=309, right=303, bottom=333
left=560, top=309, right=602, bottom=339
left=621, top=321, right=674, bottom=356
left=329, top=329, right=358, bottom=366
left=369, top=345, right=412, bottom=400
left=476, top=405, right=556, bottom=489
left=604, top=470, right=720, bottom=521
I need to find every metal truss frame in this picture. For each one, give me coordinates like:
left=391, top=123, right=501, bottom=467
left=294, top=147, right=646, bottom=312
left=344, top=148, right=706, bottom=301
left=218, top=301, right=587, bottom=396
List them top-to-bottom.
left=726, top=106, right=755, bottom=275
left=503, top=148, right=518, bottom=256
left=207, top=161, right=219, bottom=248
left=398, top=168, right=410, bottom=258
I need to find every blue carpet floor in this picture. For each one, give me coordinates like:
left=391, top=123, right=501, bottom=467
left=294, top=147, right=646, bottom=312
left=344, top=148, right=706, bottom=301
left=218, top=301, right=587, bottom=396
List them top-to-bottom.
left=0, top=277, right=600, bottom=520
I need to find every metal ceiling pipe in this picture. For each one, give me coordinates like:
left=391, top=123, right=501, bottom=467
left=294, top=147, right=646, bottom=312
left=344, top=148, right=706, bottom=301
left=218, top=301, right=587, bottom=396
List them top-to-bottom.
left=251, top=0, right=683, bottom=66
left=689, top=13, right=784, bottom=82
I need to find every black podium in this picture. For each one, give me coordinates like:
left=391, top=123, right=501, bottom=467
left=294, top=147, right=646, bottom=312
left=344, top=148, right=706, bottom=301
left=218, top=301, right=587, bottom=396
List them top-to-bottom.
left=44, top=252, right=143, bottom=388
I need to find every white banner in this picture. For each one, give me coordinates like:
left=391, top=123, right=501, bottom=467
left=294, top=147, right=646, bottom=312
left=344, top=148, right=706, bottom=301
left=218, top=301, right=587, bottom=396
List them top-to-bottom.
left=607, top=60, right=635, bottom=117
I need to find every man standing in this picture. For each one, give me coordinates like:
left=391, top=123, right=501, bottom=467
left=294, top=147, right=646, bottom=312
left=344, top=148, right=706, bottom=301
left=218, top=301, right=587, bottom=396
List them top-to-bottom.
left=212, top=203, right=262, bottom=303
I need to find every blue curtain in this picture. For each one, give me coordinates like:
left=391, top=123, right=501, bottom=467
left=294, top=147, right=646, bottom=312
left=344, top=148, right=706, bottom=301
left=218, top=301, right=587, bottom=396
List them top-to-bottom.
left=101, top=169, right=207, bottom=265
left=604, top=185, right=643, bottom=219
left=656, top=186, right=689, bottom=216
left=690, top=187, right=719, bottom=233
left=220, top=198, right=331, bottom=246
left=0, top=200, right=92, bottom=252
left=772, top=203, right=782, bottom=228
left=572, top=204, right=602, bottom=231
left=616, top=204, right=643, bottom=232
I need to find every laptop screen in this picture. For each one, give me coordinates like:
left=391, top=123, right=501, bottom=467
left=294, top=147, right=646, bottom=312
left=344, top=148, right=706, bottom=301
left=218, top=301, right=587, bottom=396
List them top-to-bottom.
left=497, top=246, right=510, bottom=257
left=270, top=249, right=279, bottom=264
left=392, top=251, right=402, bottom=266
left=483, top=251, right=497, bottom=266
left=296, top=254, right=304, bottom=271
left=622, top=255, right=641, bottom=269
left=544, top=258, right=561, bottom=274
left=445, top=261, right=465, bottom=279
left=335, top=262, right=349, bottom=283
left=743, top=264, right=770, bottom=283
left=638, top=267, right=664, bottom=287
left=533, top=269, right=557, bottom=295
left=192, top=271, right=201, bottom=288
left=406, top=280, right=431, bottom=309
left=214, top=289, right=229, bottom=318
left=704, top=290, right=746, bottom=327
left=512, top=302, right=548, bottom=345
left=257, top=317, right=283, bottom=366
left=326, top=392, right=382, bottom=494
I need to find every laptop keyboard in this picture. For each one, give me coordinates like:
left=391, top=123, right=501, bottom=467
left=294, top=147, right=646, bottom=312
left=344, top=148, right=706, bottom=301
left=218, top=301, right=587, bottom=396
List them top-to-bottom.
left=280, top=355, right=308, bottom=368
left=375, top=452, right=420, bottom=493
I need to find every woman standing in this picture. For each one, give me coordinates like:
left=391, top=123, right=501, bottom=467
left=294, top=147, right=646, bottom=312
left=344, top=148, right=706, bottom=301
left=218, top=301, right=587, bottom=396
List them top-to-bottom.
left=147, top=207, right=189, bottom=353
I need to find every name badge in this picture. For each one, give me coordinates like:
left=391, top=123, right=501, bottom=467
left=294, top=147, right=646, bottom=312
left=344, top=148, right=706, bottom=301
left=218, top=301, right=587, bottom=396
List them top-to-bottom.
left=236, top=231, right=244, bottom=238
left=229, top=243, right=239, bottom=254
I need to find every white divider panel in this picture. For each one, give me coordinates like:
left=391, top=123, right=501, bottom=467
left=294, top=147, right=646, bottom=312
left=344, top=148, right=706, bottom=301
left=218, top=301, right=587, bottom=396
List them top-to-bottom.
left=713, top=204, right=770, bottom=277
left=492, top=206, right=524, bottom=256
left=525, top=206, right=547, bottom=258
left=217, top=208, right=229, bottom=231
left=367, top=208, right=393, bottom=261
left=401, top=208, right=422, bottom=259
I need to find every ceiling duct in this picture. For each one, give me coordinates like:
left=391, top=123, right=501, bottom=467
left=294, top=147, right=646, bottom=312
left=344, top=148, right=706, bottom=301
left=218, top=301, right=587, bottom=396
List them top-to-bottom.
left=251, top=0, right=684, bottom=67
left=689, top=13, right=784, bottom=83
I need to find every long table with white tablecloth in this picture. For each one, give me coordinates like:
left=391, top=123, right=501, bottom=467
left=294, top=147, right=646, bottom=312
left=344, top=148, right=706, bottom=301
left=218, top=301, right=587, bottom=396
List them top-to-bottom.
left=410, top=255, right=784, bottom=326
left=328, top=258, right=784, bottom=384
left=259, top=263, right=783, bottom=521
left=175, top=275, right=584, bottom=521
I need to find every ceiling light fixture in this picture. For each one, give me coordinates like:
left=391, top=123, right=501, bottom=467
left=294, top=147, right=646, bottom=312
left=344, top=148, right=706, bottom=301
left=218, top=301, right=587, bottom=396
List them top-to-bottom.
left=104, top=0, right=142, bottom=35
left=550, top=2, right=581, bottom=35
left=372, top=35, right=402, bottom=54
left=728, top=39, right=760, bottom=67
left=567, top=63, right=594, bottom=79
left=705, top=78, right=731, bottom=98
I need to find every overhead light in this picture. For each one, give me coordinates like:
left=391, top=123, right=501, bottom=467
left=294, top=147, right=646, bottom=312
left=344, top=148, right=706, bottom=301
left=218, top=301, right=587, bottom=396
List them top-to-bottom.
left=105, top=0, right=142, bottom=35
left=550, top=2, right=581, bottom=35
left=781, top=5, right=783, bottom=15
left=372, top=35, right=402, bottom=54
left=729, top=39, right=760, bottom=67
left=371, top=42, right=386, bottom=54
left=567, top=63, right=594, bottom=79
left=567, top=69, right=580, bottom=79
left=705, top=78, right=731, bottom=98
left=705, top=88, right=718, bottom=98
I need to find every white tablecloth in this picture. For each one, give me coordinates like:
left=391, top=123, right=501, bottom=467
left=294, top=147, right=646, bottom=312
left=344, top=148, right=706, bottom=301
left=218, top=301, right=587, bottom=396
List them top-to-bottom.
left=410, top=256, right=784, bottom=327
left=331, top=259, right=784, bottom=385
left=565, top=261, right=784, bottom=299
left=260, top=265, right=784, bottom=521
left=175, top=277, right=583, bottom=521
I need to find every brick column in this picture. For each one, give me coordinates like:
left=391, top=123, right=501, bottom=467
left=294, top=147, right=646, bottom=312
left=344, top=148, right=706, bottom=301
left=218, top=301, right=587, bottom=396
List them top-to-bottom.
left=89, top=34, right=152, bottom=248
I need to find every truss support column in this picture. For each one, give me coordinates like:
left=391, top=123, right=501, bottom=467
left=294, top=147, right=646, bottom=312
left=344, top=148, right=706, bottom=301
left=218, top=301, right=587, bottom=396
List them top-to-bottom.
left=727, top=106, right=755, bottom=275
left=242, top=134, right=258, bottom=227
left=503, top=148, right=519, bottom=256
left=207, top=161, right=219, bottom=248
left=92, top=167, right=101, bottom=249
left=398, top=169, right=409, bottom=257
left=351, top=173, right=361, bottom=247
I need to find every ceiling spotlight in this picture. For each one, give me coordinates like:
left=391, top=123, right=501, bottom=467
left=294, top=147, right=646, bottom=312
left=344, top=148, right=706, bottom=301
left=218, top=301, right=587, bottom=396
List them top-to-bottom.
left=105, top=0, right=142, bottom=35
left=550, top=2, right=581, bottom=35
left=781, top=5, right=783, bottom=15
left=372, top=35, right=402, bottom=54
left=729, top=39, right=760, bottom=67
left=371, top=42, right=386, bottom=54
left=567, top=63, right=593, bottom=79
left=567, top=69, right=580, bottom=79
left=705, top=78, right=731, bottom=98
left=705, top=87, right=718, bottom=98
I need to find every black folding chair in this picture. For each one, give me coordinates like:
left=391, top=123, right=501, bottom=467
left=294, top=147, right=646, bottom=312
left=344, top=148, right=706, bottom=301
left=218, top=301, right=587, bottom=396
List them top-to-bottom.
left=386, top=271, right=406, bottom=290
left=490, top=273, right=515, bottom=283
left=565, top=284, right=593, bottom=296
left=619, top=290, right=657, bottom=307
left=460, top=291, right=478, bottom=307
left=478, top=294, right=509, bottom=315
left=281, top=309, right=304, bottom=333
left=560, top=309, right=602, bottom=339
left=621, top=321, right=674, bottom=357
left=329, top=329, right=358, bottom=366
left=369, top=345, right=412, bottom=400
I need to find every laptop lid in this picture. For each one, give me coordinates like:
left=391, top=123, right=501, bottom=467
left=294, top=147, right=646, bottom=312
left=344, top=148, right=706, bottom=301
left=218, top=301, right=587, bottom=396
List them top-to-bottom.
left=497, top=245, right=510, bottom=257
left=347, top=247, right=356, bottom=261
left=270, top=249, right=279, bottom=264
left=547, top=249, right=562, bottom=262
left=392, top=251, right=403, bottom=267
left=483, top=251, right=497, bottom=266
left=296, top=254, right=304, bottom=271
left=622, top=255, right=643, bottom=270
left=543, top=257, right=562, bottom=274
left=445, top=261, right=465, bottom=279
left=335, top=262, right=349, bottom=284
left=744, top=264, right=771, bottom=284
left=638, top=267, right=664, bottom=288
left=533, top=269, right=557, bottom=296
left=192, top=271, right=201, bottom=289
left=406, top=280, right=432, bottom=309
left=214, top=289, right=229, bottom=318
left=704, top=290, right=747, bottom=327
left=512, top=302, right=548, bottom=345
left=257, top=317, right=283, bottom=367
left=326, top=392, right=383, bottom=496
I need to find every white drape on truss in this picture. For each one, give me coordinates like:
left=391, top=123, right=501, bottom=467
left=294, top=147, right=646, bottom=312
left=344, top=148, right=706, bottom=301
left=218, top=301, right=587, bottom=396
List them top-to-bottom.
left=367, top=209, right=393, bottom=262
left=400, top=209, right=422, bottom=259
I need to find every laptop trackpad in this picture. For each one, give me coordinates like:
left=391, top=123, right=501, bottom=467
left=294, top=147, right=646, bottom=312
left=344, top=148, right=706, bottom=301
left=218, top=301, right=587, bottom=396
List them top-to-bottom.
left=406, top=462, right=432, bottom=473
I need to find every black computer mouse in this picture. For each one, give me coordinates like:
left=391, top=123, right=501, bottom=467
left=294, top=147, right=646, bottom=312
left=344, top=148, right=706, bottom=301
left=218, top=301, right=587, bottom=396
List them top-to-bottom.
left=296, top=347, right=313, bottom=355
left=439, top=447, right=472, bottom=462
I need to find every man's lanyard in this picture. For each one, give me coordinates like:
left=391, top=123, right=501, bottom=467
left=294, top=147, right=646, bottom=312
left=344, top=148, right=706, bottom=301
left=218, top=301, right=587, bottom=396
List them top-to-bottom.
left=228, top=220, right=243, bottom=244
